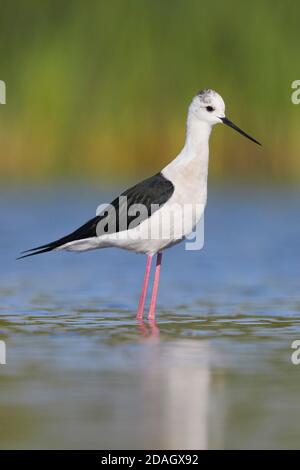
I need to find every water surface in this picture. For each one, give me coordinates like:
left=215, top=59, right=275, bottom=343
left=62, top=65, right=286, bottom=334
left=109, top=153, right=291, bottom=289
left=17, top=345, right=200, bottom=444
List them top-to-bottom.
left=0, top=186, right=299, bottom=449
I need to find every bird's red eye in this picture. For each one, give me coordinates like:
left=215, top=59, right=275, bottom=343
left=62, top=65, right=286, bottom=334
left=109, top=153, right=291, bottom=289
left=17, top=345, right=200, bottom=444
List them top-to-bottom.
left=206, top=106, right=214, bottom=112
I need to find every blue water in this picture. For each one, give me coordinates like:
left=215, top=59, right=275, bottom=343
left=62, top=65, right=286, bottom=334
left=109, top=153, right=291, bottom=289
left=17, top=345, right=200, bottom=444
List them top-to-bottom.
left=0, top=185, right=300, bottom=449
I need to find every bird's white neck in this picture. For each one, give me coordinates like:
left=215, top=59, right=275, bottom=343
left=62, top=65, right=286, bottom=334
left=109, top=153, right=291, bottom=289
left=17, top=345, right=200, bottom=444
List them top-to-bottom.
left=163, top=114, right=211, bottom=177
left=183, top=114, right=211, bottom=160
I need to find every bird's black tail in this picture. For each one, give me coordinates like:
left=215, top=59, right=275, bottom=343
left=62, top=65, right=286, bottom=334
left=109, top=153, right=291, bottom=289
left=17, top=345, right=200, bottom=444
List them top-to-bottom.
left=17, top=215, right=101, bottom=260
left=17, top=242, right=63, bottom=260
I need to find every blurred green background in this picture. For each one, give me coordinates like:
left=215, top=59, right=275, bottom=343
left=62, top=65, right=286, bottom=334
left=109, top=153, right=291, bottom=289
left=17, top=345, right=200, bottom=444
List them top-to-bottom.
left=0, top=0, right=299, bottom=184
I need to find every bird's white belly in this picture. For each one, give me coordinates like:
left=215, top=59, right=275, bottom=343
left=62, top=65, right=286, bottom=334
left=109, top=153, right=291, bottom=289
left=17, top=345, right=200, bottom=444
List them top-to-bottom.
left=60, top=159, right=208, bottom=255
left=94, top=182, right=206, bottom=255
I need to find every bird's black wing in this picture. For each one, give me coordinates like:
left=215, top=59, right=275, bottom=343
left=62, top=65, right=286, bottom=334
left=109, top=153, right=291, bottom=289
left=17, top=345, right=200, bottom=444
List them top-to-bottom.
left=18, top=172, right=174, bottom=259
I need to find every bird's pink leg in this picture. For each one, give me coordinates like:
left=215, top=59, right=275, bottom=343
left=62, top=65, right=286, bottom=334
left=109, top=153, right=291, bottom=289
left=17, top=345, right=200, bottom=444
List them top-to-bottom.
left=148, top=252, right=162, bottom=321
left=136, top=255, right=152, bottom=320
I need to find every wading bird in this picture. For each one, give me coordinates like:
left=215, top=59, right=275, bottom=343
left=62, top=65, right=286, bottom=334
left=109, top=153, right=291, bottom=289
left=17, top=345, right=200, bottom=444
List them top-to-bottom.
left=19, top=89, right=260, bottom=321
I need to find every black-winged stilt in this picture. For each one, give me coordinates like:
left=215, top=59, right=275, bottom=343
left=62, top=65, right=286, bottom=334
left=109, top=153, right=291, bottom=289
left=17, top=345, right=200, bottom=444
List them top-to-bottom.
left=19, top=89, right=261, bottom=321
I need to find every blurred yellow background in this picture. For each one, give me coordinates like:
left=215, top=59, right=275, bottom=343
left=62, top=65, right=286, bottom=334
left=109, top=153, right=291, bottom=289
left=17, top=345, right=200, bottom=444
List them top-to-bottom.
left=0, top=0, right=299, bottom=183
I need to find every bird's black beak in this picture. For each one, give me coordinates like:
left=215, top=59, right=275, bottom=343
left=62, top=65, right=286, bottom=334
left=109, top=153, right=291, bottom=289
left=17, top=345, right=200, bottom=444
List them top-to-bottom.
left=221, top=117, right=261, bottom=146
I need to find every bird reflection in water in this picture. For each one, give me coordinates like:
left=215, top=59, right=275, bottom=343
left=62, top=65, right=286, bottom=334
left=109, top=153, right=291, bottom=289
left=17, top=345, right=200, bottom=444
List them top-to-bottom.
left=137, top=319, right=160, bottom=340
left=133, top=326, right=215, bottom=449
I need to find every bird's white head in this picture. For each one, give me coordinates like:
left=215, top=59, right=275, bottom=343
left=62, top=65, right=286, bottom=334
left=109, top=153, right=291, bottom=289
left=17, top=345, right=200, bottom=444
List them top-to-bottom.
left=188, top=88, right=261, bottom=146
left=189, top=89, right=225, bottom=125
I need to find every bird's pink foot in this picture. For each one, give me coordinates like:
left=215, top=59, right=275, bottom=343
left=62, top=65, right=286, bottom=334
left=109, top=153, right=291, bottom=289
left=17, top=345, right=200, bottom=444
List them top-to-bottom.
left=148, top=252, right=162, bottom=321
left=136, top=255, right=152, bottom=320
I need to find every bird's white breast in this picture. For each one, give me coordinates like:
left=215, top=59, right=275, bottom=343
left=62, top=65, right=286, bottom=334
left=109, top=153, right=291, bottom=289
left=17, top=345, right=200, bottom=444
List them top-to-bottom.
left=91, top=153, right=209, bottom=255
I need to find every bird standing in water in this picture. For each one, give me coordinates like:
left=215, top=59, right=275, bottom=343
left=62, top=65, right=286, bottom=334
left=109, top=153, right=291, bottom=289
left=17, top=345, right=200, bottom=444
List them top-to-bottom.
left=19, top=89, right=260, bottom=321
